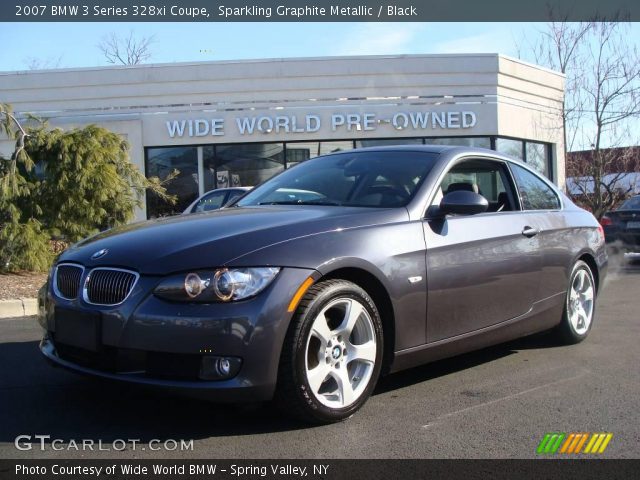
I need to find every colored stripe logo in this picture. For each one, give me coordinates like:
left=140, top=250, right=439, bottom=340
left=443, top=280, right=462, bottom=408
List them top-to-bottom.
left=537, top=432, right=613, bottom=454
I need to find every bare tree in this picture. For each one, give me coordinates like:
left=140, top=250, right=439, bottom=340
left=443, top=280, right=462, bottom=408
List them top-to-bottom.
left=517, top=14, right=592, bottom=157
left=520, top=17, right=640, bottom=219
left=568, top=21, right=640, bottom=218
left=540, top=23, right=590, bottom=156
left=98, top=31, right=155, bottom=65
left=23, top=55, right=63, bottom=70
left=0, top=103, right=33, bottom=201
left=0, top=104, right=30, bottom=163
left=567, top=147, right=640, bottom=216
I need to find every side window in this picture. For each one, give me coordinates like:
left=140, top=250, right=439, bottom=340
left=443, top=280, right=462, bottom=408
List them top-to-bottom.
left=432, top=158, right=517, bottom=213
left=510, top=164, right=560, bottom=210
left=194, top=191, right=227, bottom=213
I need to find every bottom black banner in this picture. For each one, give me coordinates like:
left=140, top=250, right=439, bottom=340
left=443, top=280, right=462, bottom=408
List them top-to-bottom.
left=1, top=460, right=639, bottom=480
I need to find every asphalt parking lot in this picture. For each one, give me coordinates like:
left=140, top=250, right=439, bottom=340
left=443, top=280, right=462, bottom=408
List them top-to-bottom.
left=1, top=256, right=639, bottom=459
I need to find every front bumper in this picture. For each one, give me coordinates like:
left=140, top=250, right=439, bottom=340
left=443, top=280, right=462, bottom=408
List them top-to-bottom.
left=38, top=267, right=316, bottom=402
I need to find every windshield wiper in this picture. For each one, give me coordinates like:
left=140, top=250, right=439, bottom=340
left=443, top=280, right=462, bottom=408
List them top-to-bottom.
left=258, top=200, right=343, bottom=206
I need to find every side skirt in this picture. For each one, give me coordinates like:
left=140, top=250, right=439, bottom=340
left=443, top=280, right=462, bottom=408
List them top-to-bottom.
left=390, top=292, right=565, bottom=373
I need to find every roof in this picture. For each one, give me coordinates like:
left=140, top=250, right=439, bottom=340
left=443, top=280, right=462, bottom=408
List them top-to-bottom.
left=0, top=53, right=563, bottom=77
left=567, top=147, right=640, bottom=174
left=566, top=172, right=640, bottom=195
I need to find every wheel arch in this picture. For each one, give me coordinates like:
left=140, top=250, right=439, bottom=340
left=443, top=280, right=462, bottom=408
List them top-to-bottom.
left=576, top=252, right=600, bottom=292
left=321, top=267, right=396, bottom=375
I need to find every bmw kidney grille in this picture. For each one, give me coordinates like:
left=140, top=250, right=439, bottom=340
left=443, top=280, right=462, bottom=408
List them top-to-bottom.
left=54, top=264, right=84, bottom=300
left=83, top=268, right=139, bottom=306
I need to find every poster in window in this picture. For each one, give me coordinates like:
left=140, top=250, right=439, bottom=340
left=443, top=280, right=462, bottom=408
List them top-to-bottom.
left=217, top=170, right=229, bottom=188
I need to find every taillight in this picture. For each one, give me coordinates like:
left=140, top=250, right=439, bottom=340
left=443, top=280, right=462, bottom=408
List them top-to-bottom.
left=600, top=216, right=612, bottom=226
left=597, top=225, right=605, bottom=243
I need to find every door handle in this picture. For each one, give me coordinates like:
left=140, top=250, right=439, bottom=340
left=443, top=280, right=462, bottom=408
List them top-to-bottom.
left=522, top=226, right=540, bottom=238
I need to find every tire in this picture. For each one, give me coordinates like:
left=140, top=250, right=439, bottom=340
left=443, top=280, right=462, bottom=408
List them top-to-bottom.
left=554, top=260, right=597, bottom=344
left=275, top=279, right=384, bottom=424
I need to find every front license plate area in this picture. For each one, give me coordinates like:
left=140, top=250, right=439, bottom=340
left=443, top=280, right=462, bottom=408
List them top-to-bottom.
left=626, top=221, right=640, bottom=229
left=54, top=308, right=101, bottom=352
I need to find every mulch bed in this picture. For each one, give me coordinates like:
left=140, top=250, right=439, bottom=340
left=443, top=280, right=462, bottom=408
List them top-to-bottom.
left=0, top=272, right=48, bottom=300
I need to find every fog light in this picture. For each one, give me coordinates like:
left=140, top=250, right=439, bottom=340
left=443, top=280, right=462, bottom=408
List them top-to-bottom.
left=199, top=355, right=242, bottom=380
left=218, top=358, right=231, bottom=376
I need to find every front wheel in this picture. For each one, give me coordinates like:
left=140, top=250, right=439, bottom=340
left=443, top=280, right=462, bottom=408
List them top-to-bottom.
left=554, top=260, right=596, bottom=344
left=275, top=279, right=384, bottom=424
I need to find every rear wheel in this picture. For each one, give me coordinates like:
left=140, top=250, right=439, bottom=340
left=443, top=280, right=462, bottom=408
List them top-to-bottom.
left=554, top=260, right=596, bottom=344
left=275, top=279, right=383, bottom=424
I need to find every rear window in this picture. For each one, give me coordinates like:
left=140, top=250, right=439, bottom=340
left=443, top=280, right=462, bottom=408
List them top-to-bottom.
left=620, top=196, right=640, bottom=210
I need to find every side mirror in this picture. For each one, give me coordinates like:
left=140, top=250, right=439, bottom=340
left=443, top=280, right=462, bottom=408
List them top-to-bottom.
left=440, top=190, right=488, bottom=216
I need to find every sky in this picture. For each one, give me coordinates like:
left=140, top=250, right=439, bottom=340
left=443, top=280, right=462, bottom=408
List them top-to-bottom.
left=0, top=22, right=613, bottom=70
left=2, top=22, right=640, bottom=150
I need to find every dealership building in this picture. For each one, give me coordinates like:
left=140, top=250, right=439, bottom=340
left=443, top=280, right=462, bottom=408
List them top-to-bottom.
left=0, top=54, right=565, bottom=220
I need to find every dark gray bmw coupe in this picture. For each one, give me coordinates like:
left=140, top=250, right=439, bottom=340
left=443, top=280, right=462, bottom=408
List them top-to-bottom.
left=38, top=146, right=607, bottom=423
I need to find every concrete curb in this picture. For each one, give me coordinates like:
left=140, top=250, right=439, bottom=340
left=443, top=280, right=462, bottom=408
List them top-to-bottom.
left=0, top=298, right=38, bottom=319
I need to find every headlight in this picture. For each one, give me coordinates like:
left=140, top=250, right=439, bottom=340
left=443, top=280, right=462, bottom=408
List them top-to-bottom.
left=154, top=267, right=281, bottom=303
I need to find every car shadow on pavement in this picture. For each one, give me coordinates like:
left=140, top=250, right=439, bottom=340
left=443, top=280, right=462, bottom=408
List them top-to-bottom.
left=0, top=329, right=598, bottom=442
left=1, top=330, right=567, bottom=441
left=373, top=331, right=558, bottom=395
left=0, top=341, right=307, bottom=445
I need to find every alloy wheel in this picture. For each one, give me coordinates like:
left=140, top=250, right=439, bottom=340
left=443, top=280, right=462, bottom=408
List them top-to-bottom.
left=568, top=268, right=595, bottom=335
left=304, top=297, right=377, bottom=408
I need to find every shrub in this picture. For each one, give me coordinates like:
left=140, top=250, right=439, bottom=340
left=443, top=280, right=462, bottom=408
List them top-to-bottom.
left=1, top=105, right=175, bottom=272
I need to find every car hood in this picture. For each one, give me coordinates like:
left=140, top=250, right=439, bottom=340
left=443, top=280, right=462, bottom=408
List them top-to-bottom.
left=59, top=206, right=407, bottom=275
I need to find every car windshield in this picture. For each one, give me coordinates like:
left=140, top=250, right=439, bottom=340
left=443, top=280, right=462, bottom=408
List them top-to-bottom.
left=236, top=151, right=438, bottom=208
left=620, top=196, right=640, bottom=210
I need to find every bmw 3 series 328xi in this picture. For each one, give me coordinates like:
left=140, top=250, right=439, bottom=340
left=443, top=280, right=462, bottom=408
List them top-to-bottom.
left=38, top=146, right=607, bottom=423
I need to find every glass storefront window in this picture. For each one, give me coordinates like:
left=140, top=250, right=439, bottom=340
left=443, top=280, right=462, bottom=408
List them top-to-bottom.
left=145, top=136, right=554, bottom=218
left=427, top=137, right=491, bottom=149
left=355, top=138, right=423, bottom=148
left=495, top=138, right=524, bottom=160
left=286, top=141, right=354, bottom=167
left=319, top=141, right=354, bottom=156
left=525, top=142, right=549, bottom=177
left=206, top=143, right=285, bottom=189
left=286, top=143, right=314, bottom=166
left=202, top=146, right=216, bottom=192
left=145, top=147, right=198, bottom=218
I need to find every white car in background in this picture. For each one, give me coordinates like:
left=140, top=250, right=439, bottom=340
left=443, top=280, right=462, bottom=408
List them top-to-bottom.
left=182, top=187, right=252, bottom=214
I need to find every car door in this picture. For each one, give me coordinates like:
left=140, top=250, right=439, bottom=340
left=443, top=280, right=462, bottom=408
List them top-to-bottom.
left=423, top=157, right=543, bottom=342
left=508, top=163, right=565, bottom=299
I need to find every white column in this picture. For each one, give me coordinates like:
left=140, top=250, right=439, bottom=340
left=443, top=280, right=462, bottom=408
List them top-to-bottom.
left=197, top=146, right=205, bottom=196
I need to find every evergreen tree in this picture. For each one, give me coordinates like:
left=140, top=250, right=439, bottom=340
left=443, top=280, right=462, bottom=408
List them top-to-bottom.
left=0, top=103, right=49, bottom=271
left=0, top=105, right=176, bottom=272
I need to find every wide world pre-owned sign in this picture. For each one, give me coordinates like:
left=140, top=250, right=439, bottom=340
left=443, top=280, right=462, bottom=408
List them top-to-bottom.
left=165, top=110, right=479, bottom=138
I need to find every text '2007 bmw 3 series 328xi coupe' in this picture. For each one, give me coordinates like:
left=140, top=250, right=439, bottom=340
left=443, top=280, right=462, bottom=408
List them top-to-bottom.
left=38, top=146, right=607, bottom=423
